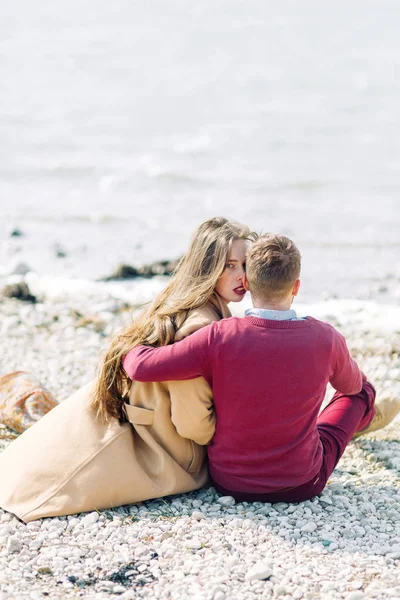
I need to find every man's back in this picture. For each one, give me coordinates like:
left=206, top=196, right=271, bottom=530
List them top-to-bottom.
left=124, top=314, right=362, bottom=494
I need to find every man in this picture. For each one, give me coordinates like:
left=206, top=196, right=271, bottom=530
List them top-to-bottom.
left=123, top=234, right=400, bottom=502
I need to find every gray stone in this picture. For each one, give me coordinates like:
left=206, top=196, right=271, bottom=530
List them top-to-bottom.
left=7, top=536, right=22, bottom=554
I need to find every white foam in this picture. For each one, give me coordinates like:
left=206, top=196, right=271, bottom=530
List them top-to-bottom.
left=24, top=273, right=166, bottom=305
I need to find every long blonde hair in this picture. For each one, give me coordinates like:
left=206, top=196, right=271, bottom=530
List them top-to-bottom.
left=92, top=217, right=256, bottom=423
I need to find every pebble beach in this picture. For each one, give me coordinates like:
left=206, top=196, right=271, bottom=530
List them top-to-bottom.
left=2, top=1, right=400, bottom=597
left=0, top=277, right=399, bottom=600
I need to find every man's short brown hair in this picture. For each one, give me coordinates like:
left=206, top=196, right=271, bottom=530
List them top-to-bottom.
left=246, top=234, right=301, bottom=301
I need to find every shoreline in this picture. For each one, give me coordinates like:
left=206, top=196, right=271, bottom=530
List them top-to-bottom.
left=1, top=217, right=399, bottom=306
left=0, top=290, right=399, bottom=599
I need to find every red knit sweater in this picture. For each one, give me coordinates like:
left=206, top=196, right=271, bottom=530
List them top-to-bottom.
left=123, top=316, right=362, bottom=494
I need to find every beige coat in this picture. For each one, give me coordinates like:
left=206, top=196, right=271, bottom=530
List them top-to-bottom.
left=0, top=296, right=231, bottom=522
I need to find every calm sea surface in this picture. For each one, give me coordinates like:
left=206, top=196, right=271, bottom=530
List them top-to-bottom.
left=1, top=1, right=399, bottom=301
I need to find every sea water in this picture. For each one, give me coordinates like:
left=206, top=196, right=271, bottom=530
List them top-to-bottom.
left=0, top=0, right=399, bottom=304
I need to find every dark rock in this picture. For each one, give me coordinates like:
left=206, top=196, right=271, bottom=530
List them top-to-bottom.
left=10, top=228, right=24, bottom=237
left=53, top=243, right=67, bottom=258
left=101, top=258, right=181, bottom=281
left=138, top=259, right=181, bottom=277
left=102, top=264, right=141, bottom=280
left=2, top=282, right=37, bottom=303
left=106, top=561, right=156, bottom=587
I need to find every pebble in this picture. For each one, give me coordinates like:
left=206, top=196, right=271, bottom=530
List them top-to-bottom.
left=217, top=496, right=236, bottom=507
left=192, top=510, right=205, bottom=520
left=82, top=511, right=100, bottom=525
left=301, top=521, right=318, bottom=533
left=6, top=536, right=22, bottom=553
left=186, top=538, right=203, bottom=549
left=246, top=561, right=273, bottom=581
left=345, top=592, right=364, bottom=600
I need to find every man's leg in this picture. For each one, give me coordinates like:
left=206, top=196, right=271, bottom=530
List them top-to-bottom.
left=314, top=379, right=376, bottom=494
left=213, top=380, right=376, bottom=504
left=265, top=380, right=376, bottom=503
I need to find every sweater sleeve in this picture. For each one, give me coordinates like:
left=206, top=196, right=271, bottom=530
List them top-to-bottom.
left=122, top=323, right=214, bottom=383
left=329, top=330, right=363, bottom=395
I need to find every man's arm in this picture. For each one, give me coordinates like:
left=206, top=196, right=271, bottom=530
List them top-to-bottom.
left=122, top=322, right=214, bottom=383
left=329, top=330, right=363, bottom=395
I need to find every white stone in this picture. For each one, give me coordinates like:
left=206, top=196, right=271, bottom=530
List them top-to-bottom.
left=217, top=496, right=236, bottom=507
left=192, top=510, right=205, bottom=520
left=82, top=511, right=100, bottom=525
left=228, top=518, right=243, bottom=528
left=242, top=518, right=256, bottom=530
left=301, top=521, right=317, bottom=533
left=0, top=525, right=12, bottom=536
left=186, top=538, right=203, bottom=549
left=246, top=561, right=273, bottom=581
left=350, top=581, right=364, bottom=590
left=113, top=584, right=126, bottom=594
left=121, top=591, right=137, bottom=600
left=345, top=592, right=364, bottom=600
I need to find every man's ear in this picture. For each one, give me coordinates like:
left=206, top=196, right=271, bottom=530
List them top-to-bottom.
left=243, top=274, right=250, bottom=291
left=292, top=279, right=301, bottom=297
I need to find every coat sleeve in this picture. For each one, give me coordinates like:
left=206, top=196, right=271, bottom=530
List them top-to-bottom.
left=165, top=309, right=218, bottom=445
left=123, top=317, right=217, bottom=445
left=329, top=330, right=363, bottom=395
left=168, top=377, right=215, bottom=445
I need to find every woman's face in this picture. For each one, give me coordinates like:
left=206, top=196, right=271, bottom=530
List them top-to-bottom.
left=215, top=238, right=250, bottom=304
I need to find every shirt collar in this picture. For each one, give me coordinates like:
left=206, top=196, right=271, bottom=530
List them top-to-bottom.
left=245, top=307, right=299, bottom=321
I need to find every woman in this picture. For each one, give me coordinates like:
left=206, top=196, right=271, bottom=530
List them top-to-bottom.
left=0, top=217, right=256, bottom=522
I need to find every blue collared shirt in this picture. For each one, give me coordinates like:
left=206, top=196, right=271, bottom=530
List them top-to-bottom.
left=245, top=308, right=305, bottom=321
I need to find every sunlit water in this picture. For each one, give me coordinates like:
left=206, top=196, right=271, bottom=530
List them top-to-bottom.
left=1, top=0, right=399, bottom=302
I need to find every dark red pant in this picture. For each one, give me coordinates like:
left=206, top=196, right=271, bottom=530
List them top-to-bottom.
left=214, top=379, right=376, bottom=503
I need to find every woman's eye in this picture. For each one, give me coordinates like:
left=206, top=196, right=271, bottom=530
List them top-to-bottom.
left=226, top=263, right=235, bottom=269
